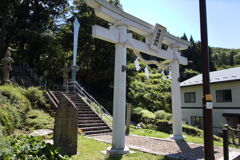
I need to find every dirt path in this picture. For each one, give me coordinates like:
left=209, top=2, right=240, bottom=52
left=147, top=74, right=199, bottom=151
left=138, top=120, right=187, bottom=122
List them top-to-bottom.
left=89, top=134, right=240, bottom=160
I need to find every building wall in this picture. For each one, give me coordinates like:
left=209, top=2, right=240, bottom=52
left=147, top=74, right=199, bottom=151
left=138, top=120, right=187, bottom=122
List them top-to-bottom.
left=181, top=81, right=240, bottom=134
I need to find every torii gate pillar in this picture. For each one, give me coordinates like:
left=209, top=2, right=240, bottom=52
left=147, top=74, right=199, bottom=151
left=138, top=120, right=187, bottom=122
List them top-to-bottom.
left=107, top=25, right=130, bottom=155
left=170, top=48, right=184, bottom=139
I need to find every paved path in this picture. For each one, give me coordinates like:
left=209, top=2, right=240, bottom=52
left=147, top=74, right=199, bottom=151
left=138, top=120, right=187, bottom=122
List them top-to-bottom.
left=89, top=134, right=240, bottom=160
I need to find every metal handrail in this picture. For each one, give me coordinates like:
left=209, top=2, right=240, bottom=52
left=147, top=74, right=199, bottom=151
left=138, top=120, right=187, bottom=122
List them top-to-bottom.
left=22, top=62, right=48, bottom=90
left=10, top=76, right=19, bottom=87
left=67, top=81, right=113, bottom=128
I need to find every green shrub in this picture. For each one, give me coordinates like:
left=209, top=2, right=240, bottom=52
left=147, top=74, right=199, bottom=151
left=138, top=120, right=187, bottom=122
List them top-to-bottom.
left=127, top=69, right=172, bottom=113
left=0, top=85, right=31, bottom=115
left=0, top=85, right=31, bottom=135
left=22, top=87, right=51, bottom=112
left=0, top=102, right=22, bottom=135
left=132, top=107, right=155, bottom=123
left=132, top=107, right=144, bottom=122
left=26, top=109, right=54, bottom=131
left=141, top=109, right=155, bottom=123
left=154, top=110, right=172, bottom=121
left=155, top=120, right=172, bottom=133
left=182, top=124, right=203, bottom=136
left=0, top=135, right=70, bottom=159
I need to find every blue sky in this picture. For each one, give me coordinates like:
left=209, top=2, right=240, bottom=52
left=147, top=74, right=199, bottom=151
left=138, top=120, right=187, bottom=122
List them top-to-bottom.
left=120, top=0, right=240, bottom=49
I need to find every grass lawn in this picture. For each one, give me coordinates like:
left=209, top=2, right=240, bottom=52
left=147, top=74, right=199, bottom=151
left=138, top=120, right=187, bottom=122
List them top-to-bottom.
left=130, top=127, right=239, bottom=149
left=71, top=136, right=174, bottom=160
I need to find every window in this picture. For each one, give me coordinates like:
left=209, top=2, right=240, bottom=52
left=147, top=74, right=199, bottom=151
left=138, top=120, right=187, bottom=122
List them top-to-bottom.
left=216, top=89, right=232, bottom=102
left=184, top=92, right=196, bottom=103
left=191, top=116, right=203, bottom=129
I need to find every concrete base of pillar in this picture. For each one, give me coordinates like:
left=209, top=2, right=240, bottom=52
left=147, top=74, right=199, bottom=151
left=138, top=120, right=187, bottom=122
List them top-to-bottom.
left=170, top=135, right=185, bottom=140
left=106, top=147, right=130, bottom=156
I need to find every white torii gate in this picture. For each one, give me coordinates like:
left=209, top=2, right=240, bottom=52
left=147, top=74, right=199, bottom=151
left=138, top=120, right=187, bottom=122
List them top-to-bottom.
left=86, top=0, right=190, bottom=155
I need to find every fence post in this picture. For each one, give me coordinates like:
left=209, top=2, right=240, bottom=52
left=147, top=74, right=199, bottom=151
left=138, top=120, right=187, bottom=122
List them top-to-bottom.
left=44, top=79, right=47, bottom=90
left=125, top=103, right=132, bottom=135
left=223, top=124, right=229, bottom=160
left=238, top=124, right=240, bottom=145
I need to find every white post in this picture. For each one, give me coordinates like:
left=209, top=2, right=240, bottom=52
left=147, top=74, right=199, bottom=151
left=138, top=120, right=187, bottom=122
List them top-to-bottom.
left=71, top=17, right=80, bottom=82
left=73, top=17, right=80, bottom=66
left=107, top=25, right=130, bottom=155
left=170, top=49, right=184, bottom=140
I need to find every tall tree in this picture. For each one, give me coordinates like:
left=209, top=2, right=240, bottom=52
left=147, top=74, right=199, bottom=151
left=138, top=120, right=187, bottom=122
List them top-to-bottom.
left=0, top=0, right=68, bottom=59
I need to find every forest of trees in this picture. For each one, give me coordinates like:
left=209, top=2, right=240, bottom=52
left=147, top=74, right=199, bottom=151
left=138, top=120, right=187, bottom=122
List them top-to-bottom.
left=0, top=0, right=239, bottom=113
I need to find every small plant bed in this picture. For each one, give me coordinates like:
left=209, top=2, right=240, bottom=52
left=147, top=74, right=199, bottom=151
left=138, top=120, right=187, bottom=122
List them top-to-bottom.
left=0, top=135, right=70, bottom=160
left=71, top=136, right=174, bottom=160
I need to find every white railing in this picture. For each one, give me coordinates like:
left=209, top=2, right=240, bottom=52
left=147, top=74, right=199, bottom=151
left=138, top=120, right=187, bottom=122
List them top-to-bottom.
left=22, top=62, right=48, bottom=90
left=10, top=76, right=19, bottom=87
left=67, top=81, right=113, bottom=128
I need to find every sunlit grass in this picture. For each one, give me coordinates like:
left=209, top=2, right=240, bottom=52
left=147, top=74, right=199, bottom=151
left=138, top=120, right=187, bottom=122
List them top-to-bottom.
left=130, top=126, right=240, bottom=148
left=71, top=136, right=174, bottom=160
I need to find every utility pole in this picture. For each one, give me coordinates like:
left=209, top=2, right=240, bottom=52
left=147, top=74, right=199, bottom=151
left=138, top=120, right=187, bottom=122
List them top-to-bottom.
left=199, top=0, right=215, bottom=159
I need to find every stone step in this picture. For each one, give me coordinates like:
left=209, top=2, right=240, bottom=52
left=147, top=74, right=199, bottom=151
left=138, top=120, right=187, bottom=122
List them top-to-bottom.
left=51, top=90, right=112, bottom=136
left=70, top=99, right=83, bottom=102
left=74, top=103, right=88, bottom=106
left=75, top=105, right=90, bottom=108
left=77, top=105, right=90, bottom=108
left=78, top=108, right=92, bottom=111
left=78, top=111, right=95, bottom=114
left=78, top=114, right=97, bottom=117
left=78, top=117, right=100, bottom=120
left=78, top=120, right=103, bottom=123
left=78, top=123, right=106, bottom=128
left=80, top=126, right=110, bottom=132
left=84, top=129, right=112, bottom=135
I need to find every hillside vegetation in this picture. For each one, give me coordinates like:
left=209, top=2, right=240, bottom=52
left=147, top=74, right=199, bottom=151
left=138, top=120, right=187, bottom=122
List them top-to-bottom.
left=211, top=47, right=240, bottom=70
left=0, top=85, right=53, bottom=136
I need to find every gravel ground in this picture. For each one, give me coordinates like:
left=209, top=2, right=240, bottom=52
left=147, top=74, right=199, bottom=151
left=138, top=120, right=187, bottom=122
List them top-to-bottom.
left=89, top=134, right=240, bottom=160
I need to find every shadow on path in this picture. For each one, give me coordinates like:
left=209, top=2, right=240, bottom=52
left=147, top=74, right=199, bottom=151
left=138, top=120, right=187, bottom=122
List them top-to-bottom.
left=168, top=140, right=219, bottom=160
left=233, top=155, right=240, bottom=160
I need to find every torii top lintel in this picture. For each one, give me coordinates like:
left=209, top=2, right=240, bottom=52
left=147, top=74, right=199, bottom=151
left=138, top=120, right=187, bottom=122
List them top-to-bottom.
left=86, top=0, right=190, bottom=65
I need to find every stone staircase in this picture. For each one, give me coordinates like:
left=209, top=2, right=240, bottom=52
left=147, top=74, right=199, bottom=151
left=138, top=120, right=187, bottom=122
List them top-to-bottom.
left=12, top=66, right=38, bottom=87
left=52, top=91, right=112, bottom=136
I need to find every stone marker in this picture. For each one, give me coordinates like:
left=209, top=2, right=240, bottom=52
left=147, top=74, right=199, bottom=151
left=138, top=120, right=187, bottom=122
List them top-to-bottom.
left=2, top=47, right=14, bottom=84
left=54, top=93, right=78, bottom=155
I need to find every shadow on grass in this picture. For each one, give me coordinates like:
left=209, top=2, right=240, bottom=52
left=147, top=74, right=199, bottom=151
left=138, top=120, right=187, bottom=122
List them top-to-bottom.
left=105, top=155, right=123, bottom=160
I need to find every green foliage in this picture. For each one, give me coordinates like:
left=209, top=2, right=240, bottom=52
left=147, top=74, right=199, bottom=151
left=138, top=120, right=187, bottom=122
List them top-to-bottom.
left=0, top=0, right=69, bottom=58
left=211, top=48, right=240, bottom=69
left=128, top=65, right=171, bottom=112
left=181, top=69, right=200, bottom=81
left=0, top=85, right=31, bottom=115
left=0, top=85, right=53, bottom=135
left=0, top=85, right=31, bottom=135
left=23, top=87, right=51, bottom=113
left=0, top=103, right=21, bottom=135
left=132, top=107, right=155, bottom=123
left=26, top=110, right=54, bottom=131
left=154, top=110, right=172, bottom=121
left=155, top=120, right=172, bottom=133
left=182, top=124, right=203, bottom=136
left=130, top=126, right=170, bottom=139
left=0, top=135, right=70, bottom=160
